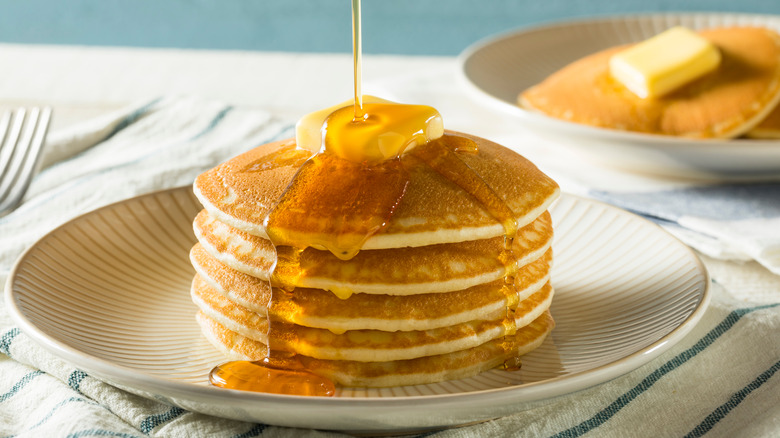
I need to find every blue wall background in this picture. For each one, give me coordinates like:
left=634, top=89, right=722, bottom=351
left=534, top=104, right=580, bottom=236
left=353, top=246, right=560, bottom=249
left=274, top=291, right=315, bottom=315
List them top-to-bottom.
left=0, top=0, right=777, bottom=55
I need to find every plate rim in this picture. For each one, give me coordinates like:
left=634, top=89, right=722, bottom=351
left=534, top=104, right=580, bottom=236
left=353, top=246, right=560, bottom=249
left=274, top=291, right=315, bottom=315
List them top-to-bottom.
left=457, top=12, right=780, bottom=151
left=4, top=187, right=711, bottom=414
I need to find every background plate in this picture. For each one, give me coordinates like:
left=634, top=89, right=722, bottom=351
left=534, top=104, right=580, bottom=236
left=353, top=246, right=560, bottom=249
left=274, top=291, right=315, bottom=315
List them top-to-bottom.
left=459, top=13, right=780, bottom=179
left=5, top=187, right=709, bottom=433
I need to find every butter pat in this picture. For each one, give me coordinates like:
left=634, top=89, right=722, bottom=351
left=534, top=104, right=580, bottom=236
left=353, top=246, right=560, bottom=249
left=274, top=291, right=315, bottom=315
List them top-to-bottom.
left=609, top=27, right=721, bottom=98
left=296, top=95, right=443, bottom=164
left=296, top=96, right=393, bottom=154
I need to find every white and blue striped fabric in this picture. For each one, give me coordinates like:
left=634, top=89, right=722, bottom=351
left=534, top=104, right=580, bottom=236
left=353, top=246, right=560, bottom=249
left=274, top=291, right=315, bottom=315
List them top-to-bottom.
left=1, top=97, right=778, bottom=437
left=587, top=183, right=780, bottom=276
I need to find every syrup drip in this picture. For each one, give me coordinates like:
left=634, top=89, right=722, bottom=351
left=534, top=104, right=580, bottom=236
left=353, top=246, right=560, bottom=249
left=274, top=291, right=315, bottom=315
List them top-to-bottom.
left=444, top=134, right=480, bottom=154
left=410, top=135, right=517, bottom=236
left=264, top=153, right=409, bottom=260
left=500, top=236, right=521, bottom=371
left=271, top=245, right=304, bottom=291
left=502, top=355, right=523, bottom=372
left=210, top=357, right=335, bottom=396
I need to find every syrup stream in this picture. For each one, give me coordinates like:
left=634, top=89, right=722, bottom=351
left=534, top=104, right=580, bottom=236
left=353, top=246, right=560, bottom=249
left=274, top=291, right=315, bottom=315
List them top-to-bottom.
left=351, top=0, right=364, bottom=120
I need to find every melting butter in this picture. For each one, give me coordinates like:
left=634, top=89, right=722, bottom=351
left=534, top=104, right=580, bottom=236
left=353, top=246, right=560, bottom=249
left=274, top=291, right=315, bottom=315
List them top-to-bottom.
left=609, top=27, right=721, bottom=98
left=296, top=95, right=444, bottom=164
left=296, top=96, right=391, bottom=153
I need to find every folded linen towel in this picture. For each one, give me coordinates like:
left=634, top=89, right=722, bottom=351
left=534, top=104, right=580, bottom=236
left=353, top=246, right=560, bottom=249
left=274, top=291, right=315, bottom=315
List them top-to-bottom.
left=0, top=96, right=291, bottom=274
left=1, top=96, right=778, bottom=437
left=589, top=183, right=780, bottom=275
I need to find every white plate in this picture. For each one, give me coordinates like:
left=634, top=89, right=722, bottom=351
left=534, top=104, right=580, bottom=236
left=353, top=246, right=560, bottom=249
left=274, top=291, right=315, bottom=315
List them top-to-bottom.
left=459, top=13, right=780, bottom=180
left=5, top=187, right=709, bottom=434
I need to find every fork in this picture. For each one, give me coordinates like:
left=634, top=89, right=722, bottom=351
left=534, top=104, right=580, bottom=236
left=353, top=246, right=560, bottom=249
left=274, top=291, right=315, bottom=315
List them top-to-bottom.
left=0, top=107, right=52, bottom=217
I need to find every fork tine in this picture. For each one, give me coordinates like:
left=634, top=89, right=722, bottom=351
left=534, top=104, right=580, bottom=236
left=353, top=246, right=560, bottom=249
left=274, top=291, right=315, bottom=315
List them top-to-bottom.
left=0, top=108, right=52, bottom=216
left=0, top=108, right=34, bottom=200
left=4, top=108, right=51, bottom=203
left=0, top=109, right=23, bottom=179
left=0, top=111, right=11, bottom=146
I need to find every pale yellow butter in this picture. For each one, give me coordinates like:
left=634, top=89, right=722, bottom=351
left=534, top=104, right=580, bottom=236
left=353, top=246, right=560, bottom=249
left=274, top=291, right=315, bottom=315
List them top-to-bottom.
left=609, top=27, right=721, bottom=98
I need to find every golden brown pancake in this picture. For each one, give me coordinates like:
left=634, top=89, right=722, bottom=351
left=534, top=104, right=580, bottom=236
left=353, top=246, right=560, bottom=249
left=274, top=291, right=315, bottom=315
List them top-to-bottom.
left=520, top=27, right=780, bottom=138
left=746, top=104, right=780, bottom=139
left=193, top=130, right=560, bottom=248
left=193, top=208, right=553, bottom=295
left=191, top=243, right=552, bottom=332
left=196, top=310, right=554, bottom=387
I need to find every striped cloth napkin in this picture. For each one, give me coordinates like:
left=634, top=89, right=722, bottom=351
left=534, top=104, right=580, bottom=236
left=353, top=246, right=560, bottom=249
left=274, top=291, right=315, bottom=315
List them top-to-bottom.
left=1, top=96, right=779, bottom=437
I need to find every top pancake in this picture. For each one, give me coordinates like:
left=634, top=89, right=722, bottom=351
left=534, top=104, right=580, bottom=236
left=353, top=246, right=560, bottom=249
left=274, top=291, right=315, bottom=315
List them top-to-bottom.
left=520, top=27, right=780, bottom=139
left=194, top=130, right=560, bottom=249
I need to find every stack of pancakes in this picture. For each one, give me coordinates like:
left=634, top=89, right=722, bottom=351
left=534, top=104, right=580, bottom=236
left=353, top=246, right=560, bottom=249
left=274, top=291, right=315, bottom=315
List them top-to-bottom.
left=520, top=27, right=780, bottom=139
left=190, top=131, right=560, bottom=387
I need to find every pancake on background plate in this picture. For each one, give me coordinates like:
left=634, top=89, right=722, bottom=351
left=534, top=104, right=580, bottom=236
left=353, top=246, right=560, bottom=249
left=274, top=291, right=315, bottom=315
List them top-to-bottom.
left=519, top=27, right=780, bottom=139
left=747, top=105, right=780, bottom=139
left=191, top=131, right=560, bottom=387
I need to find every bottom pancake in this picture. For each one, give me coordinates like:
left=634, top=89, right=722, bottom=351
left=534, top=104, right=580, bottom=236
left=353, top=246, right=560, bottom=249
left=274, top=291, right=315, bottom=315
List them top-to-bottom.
left=197, top=310, right=554, bottom=387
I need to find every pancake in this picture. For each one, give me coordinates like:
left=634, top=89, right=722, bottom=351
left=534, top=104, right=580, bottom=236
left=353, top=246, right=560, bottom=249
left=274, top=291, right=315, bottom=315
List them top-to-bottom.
left=520, top=27, right=780, bottom=139
left=746, top=105, right=780, bottom=139
left=191, top=128, right=559, bottom=388
left=193, top=130, right=560, bottom=248
left=193, top=208, right=553, bottom=296
left=190, top=243, right=552, bottom=332
left=192, top=275, right=553, bottom=362
left=196, top=310, right=554, bottom=387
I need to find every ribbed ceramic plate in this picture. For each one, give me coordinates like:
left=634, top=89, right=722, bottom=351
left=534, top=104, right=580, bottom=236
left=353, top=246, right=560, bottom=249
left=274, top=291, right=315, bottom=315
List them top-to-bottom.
left=459, top=13, right=780, bottom=179
left=5, top=187, right=709, bottom=433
